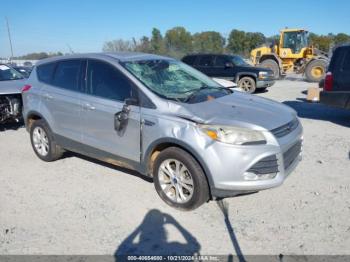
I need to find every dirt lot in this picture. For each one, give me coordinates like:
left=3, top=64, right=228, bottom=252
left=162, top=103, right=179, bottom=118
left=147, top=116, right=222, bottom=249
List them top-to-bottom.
left=0, top=77, right=349, bottom=257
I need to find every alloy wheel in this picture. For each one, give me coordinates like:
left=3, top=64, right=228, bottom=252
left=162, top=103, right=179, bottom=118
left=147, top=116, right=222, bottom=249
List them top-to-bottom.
left=32, top=126, right=49, bottom=156
left=158, top=159, right=194, bottom=203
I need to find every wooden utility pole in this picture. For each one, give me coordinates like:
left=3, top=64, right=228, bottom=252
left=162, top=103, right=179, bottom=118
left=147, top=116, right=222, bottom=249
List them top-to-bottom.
left=6, top=17, right=14, bottom=59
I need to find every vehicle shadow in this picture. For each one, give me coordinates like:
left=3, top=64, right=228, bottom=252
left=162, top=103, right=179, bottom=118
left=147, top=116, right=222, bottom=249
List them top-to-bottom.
left=283, top=99, right=350, bottom=128
left=0, top=122, right=24, bottom=132
left=62, top=151, right=153, bottom=183
left=217, top=200, right=247, bottom=262
left=114, top=209, right=201, bottom=261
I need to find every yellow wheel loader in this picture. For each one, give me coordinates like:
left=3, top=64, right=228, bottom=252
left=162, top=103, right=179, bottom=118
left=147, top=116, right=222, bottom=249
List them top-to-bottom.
left=251, top=29, right=329, bottom=82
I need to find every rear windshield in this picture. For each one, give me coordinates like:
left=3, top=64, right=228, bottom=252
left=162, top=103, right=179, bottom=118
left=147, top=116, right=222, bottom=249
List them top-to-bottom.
left=0, top=65, right=24, bottom=81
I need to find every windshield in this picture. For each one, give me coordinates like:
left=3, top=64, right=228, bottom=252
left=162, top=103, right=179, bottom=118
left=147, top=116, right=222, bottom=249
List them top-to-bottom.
left=283, top=31, right=309, bottom=53
left=232, top=56, right=249, bottom=66
left=122, top=59, right=230, bottom=103
left=0, top=65, right=24, bottom=81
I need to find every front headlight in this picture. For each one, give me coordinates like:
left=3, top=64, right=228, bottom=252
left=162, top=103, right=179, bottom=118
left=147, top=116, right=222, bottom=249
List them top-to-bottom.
left=258, top=71, right=268, bottom=79
left=198, top=125, right=266, bottom=145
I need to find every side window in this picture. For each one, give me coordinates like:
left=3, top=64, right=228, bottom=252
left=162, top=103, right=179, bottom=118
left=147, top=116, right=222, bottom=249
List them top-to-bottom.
left=341, top=50, right=350, bottom=72
left=182, top=56, right=196, bottom=65
left=198, top=56, right=214, bottom=67
left=214, top=56, right=229, bottom=67
left=52, top=60, right=82, bottom=92
left=87, top=60, right=133, bottom=102
left=37, top=63, right=56, bottom=84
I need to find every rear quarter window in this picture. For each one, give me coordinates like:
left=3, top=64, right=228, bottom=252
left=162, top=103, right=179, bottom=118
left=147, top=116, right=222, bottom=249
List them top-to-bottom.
left=198, top=55, right=214, bottom=67
left=52, top=60, right=83, bottom=92
left=37, top=62, right=56, bottom=84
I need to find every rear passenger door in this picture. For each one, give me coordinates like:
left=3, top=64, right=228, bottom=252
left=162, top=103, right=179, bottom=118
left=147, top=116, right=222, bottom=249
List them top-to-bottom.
left=195, top=55, right=215, bottom=76
left=39, top=59, right=84, bottom=142
left=79, top=59, right=141, bottom=162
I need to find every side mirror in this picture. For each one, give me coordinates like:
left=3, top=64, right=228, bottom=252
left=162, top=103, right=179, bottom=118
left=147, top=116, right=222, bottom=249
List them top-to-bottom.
left=224, top=62, right=234, bottom=68
left=125, top=98, right=138, bottom=106
left=115, top=99, right=135, bottom=132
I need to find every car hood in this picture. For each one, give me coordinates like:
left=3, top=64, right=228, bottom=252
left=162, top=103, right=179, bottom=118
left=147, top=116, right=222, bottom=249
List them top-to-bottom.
left=0, top=79, right=25, bottom=95
left=168, top=92, right=296, bottom=131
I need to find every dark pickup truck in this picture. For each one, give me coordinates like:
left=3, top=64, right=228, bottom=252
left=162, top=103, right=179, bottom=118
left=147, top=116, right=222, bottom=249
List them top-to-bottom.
left=320, top=45, right=350, bottom=110
left=182, top=54, right=275, bottom=93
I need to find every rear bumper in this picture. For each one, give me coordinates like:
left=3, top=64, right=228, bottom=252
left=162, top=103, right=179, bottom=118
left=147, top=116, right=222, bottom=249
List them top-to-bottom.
left=257, top=79, right=275, bottom=88
left=320, top=91, right=350, bottom=110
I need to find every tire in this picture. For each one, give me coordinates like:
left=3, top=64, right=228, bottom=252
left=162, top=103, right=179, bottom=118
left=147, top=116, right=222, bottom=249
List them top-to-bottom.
left=260, top=59, right=280, bottom=79
left=305, top=59, right=327, bottom=82
left=238, top=76, right=256, bottom=93
left=257, top=87, right=267, bottom=92
left=30, top=119, right=64, bottom=162
left=153, top=147, right=210, bottom=211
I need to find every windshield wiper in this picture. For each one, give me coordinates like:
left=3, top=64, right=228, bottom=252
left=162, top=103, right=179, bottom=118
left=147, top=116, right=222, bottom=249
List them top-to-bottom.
left=183, top=86, right=229, bottom=102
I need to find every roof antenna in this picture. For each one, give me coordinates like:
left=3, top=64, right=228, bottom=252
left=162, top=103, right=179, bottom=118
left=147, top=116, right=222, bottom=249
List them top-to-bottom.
left=6, top=17, right=14, bottom=59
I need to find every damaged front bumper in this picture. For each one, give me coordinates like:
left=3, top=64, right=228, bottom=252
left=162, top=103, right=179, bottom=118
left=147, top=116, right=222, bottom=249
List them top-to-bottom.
left=0, top=94, right=23, bottom=124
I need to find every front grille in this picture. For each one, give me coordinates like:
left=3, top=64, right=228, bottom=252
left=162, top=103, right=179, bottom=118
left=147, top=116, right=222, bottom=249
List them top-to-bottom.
left=271, top=118, right=299, bottom=138
left=283, top=141, right=302, bottom=170
left=247, top=155, right=279, bottom=175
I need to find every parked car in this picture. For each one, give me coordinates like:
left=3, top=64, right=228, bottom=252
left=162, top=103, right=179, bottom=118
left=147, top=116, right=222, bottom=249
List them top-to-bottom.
left=320, top=45, right=350, bottom=110
left=22, top=53, right=302, bottom=210
left=182, top=54, right=275, bottom=93
left=0, top=64, right=25, bottom=124
left=12, top=66, right=33, bottom=78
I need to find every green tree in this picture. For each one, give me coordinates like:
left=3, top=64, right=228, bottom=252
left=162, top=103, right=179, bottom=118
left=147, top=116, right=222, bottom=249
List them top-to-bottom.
left=165, top=26, right=192, bottom=57
left=150, top=28, right=166, bottom=54
left=227, top=29, right=246, bottom=55
left=192, top=31, right=225, bottom=53
left=244, top=32, right=266, bottom=52
left=309, top=33, right=333, bottom=52
left=334, top=33, right=350, bottom=45
left=135, top=36, right=152, bottom=53
left=14, top=52, right=63, bottom=60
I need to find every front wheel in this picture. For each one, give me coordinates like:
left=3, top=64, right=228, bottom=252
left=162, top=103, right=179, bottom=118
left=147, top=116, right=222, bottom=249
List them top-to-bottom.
left=260, top=59, right=280, bottom=79
left=305, top=59, right=327, bottom=82
left=238, top=77, right=256, bottom=93
left=153, top=147, right=210, bottom=211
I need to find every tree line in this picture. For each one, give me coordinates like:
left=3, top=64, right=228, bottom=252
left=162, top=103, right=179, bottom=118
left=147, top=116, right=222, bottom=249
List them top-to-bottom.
left=103, top=27, right=350, bottom=58
left=4, top=28, right=349, bottom=60
left=10, top=52, right=64, bottom=60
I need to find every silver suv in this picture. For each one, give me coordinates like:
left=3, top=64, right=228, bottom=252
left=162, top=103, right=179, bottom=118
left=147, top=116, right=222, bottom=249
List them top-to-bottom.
left=22, top=53, right=303, bottom=210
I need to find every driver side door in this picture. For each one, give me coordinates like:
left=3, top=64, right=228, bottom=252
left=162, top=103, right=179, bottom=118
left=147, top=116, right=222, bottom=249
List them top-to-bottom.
left=80, top=59, right=141, bottom=163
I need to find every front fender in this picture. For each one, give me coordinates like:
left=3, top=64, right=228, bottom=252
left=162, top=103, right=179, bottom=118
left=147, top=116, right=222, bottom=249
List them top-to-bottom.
left=142, top=137, right=215, bottom=192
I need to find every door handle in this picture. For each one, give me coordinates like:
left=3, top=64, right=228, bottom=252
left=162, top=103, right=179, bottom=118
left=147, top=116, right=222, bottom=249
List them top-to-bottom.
left=43, top=93, right=53, bottom=100
left=83, top=103, right=96, bottom=110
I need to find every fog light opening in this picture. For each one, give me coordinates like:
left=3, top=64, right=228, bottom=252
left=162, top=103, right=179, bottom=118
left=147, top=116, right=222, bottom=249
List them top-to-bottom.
left=243, top=172, right=277, bottom=181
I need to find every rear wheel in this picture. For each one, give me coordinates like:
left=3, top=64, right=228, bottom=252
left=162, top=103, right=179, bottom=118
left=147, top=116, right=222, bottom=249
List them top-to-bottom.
left=260, top=59, right=280, bottom=79
left=305, top=59, right=327, bottom=82
left=238, top=76, right=256, bottom=93
left=30, top=119, right=64, bottom=162
left=153, top=147, right=209, bottom=211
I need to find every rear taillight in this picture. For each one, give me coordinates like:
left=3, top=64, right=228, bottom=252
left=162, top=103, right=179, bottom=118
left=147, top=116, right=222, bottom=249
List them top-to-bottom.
left=324, top=72, right=333, bottom=91
left=22, top=84, right=32, bottom=93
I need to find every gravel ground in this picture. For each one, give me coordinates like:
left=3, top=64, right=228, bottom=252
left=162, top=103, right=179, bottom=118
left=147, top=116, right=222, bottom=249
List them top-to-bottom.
left=0, top=77, right=349, bottom=257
